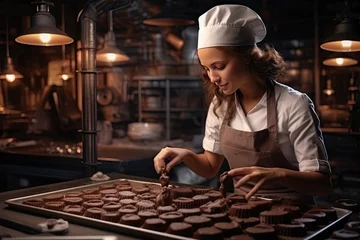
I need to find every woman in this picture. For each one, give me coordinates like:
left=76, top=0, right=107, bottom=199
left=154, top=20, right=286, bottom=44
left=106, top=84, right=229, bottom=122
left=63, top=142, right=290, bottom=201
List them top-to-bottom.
left=153, top=4, right=331, bottom=202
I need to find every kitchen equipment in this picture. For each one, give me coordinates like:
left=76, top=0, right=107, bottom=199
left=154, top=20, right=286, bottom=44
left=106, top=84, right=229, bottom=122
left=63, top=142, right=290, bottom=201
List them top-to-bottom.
left=97, top=121, right=113, bottom=145
left=127, top=122, right=164, bottom=141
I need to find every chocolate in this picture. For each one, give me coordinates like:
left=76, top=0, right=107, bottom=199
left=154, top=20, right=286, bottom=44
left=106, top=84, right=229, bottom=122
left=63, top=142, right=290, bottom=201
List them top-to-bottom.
left=219, top=171, right=230, bottom=198
left=160, top=173, right=170, bottom=187
left=99, top=183, right=116, bottom=190
left=155, top=187, right=173, bottom=207
left=99, top=188, right=118, bottom=196
left=204, top=190, right=223, bottom=202
left=64, top=191, right=83, bottom=198
left=42, top=194, right=63, bottom=202
left=101, top=195, right=119, bottom=204
left=63, top=197, right=83, bottom=205
left=173, top=197, right=195, bottom=209
left=120, top=198, right=138, bottom=206
left=82, top=199, right=104, bottom=209
left=200, top=199, right=228, bottom=214
left=136, top=200, right=155, bottom=211
left=44, top=201, right=65, bottom=211
left=102, top=202, right=122, bottom=212
left=157, top=204, right=178, bottom=214
left=63, top=205, right=85, bottom=215
left=118, top=205, right=138, bottom=217
left=84, top=207, right=104, bottom=219
left=178, top=208, right=201, bottom=217
left=138, top=209, right=159, bottom=222
left=260, top=209, right=290, bottom=225
left=101, top=211, right=120, bottom=223
left=159, top=211, right=185, bottom=224
left=202, top=212, right=230, bottom=223
left=120, top=214, right=142, bottom=227
left=184, top=215, right=212, bottom=231
left=231, top=217, right=260, bottom=229
left=292, top=217, right=317, bottom=231
left=142, top=218, right=167, bottom=231
left=214, top=221, right=241, bottom=237
left=345, top=221, right=360, bottom=233
left=166, top=222, right=193, bottom=237
left=276, top=223, right=307, bottom=237
left=245, top=224, right=276, bottom=239
left=193, top=226, right=224, bottom=240
left=331, top=229, right=360, bottom=239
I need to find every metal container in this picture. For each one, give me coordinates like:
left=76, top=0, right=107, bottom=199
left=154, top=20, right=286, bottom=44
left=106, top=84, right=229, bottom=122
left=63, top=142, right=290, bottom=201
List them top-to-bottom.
left=5, top=179, right=352, bottom=240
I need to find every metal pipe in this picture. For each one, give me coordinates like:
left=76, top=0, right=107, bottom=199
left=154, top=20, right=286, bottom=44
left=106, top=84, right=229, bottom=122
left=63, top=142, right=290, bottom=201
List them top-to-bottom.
left=77, top=0, right=131, bottom=176
left=314, top=0, right=320, bottom=110
left=78, top=1, right=104, bottom=177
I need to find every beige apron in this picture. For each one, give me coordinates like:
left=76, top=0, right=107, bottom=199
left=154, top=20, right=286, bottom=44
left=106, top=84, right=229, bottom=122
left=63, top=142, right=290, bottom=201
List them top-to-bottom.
left=219, top=83, right=315, bottom=203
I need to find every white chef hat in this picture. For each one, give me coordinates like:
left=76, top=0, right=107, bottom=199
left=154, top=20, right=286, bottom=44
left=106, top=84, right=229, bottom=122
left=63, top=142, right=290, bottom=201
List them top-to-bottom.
left=197, top=4, right=267, bottom=49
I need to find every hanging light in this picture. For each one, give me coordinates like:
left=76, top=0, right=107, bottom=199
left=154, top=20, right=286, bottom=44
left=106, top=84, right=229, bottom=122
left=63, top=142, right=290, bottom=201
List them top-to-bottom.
left=15, top=0, right=73, bottom=46
left=143, top=0, right=195, bottom=27
left=320, top=0, right=360, bottom=52
left=56, top=4, right=73, bottom=81
left=96, top=10, right=129, bottom=64
left=0, top=17, right=23, bottom=82
left=323, top=52, right=358, bottom=66
left=323, top=78, right=335, bottom=96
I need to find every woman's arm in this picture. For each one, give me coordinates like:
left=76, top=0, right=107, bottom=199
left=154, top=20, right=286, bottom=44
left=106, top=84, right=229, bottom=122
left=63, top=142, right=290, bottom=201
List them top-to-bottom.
left=154, top=148, right=225, bottom=179
left=228, top=167, right=331, bottom=200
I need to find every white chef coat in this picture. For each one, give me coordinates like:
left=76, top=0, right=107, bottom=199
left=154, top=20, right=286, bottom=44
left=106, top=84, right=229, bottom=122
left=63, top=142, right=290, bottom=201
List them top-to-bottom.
left=203, top=81, right=331, bottom=174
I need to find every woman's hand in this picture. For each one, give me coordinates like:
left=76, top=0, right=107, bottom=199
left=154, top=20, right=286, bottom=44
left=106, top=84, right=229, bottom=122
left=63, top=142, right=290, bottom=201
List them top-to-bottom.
left=153, top=147, right=192, bottom=174
left=228, top=167, right=285, bottom=200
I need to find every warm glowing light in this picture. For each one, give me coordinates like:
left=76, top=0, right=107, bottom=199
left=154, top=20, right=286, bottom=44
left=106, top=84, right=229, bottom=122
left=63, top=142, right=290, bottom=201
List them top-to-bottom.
left=39, top=34, right=51, bottom=44
left=341, top=40, right=352, bottom=48
left=106, top=53, right=117, bottom=62
left=335, top=58, right=344, bottom=65
left=6, top=74, right=16, bottom=82
left=61, top=74, right=69, bottom=81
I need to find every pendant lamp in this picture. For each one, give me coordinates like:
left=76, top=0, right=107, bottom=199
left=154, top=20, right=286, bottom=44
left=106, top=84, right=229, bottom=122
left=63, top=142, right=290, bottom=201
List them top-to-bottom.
left=15, top=0, right=73, bottom=46
left=143, top=0, right=195, bottom=27
left=320, top=0, right=360, bottom=52
left=57, top=4, right=73, bottom=81
left=96, top=10, right=129, bottom=64
left=0, top=17, right=23, bottom=82
left=323, top=53, right=358, bottom=66
left=323, top=79, right=335, bottom=96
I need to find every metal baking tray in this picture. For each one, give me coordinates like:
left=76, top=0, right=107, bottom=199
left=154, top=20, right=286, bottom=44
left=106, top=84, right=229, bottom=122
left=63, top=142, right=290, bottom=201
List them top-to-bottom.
left=5, top=178, right=352, bottom=240
left=2, top=237, right=118, bottom=240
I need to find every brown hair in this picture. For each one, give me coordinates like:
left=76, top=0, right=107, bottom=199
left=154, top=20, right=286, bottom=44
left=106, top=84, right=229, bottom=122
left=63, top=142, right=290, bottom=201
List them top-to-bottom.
left=200, top=44, right=287, bottom=119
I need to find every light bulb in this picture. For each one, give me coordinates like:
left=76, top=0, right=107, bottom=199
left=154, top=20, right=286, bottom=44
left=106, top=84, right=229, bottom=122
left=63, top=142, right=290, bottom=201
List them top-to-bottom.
left=39, top=34, right=51, bottom=44
left=341, top=40, right=352, bottom=49
left=106, top=53, right=117, bottom=62
left=335, top=58, right=344, bottom=65
left=6, top=74, right=16, bottom=82
left=61, top=74, right=69, bottom=81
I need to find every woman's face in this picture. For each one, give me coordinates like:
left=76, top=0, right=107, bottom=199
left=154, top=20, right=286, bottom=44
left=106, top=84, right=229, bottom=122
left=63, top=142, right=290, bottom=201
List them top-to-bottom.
left=198, top=47, right=247, bottom=95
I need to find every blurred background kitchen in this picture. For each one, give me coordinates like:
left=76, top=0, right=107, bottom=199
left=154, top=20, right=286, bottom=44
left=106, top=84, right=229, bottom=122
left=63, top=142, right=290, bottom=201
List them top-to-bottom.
left=0, top=0, right=359, bottom=202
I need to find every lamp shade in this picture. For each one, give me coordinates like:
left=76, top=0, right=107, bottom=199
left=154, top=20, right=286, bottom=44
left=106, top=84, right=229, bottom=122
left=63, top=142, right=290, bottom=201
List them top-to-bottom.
left=143, top=0, right=195, bottom=27
left=15, top=4, right=73, bottom=46
left=143, top=11, right=195, bottom=27
left=320, top=18, right=360, bottom=52
left=96, top=31, right=129, bottom=63
left=323, top=52, right=358, bottom=66
left=0, top=57, right=24, bottom=82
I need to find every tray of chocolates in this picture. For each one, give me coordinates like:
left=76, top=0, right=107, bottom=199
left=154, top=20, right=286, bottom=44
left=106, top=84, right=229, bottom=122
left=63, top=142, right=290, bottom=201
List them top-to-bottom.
left=5, top=175, right=352, bottom=240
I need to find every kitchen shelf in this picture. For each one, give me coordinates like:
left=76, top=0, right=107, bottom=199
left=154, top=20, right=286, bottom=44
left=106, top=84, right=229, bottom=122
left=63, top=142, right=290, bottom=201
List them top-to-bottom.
left=129, top=75, right=204, bottom=140
left=142, top=108, right=204, bottom=112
